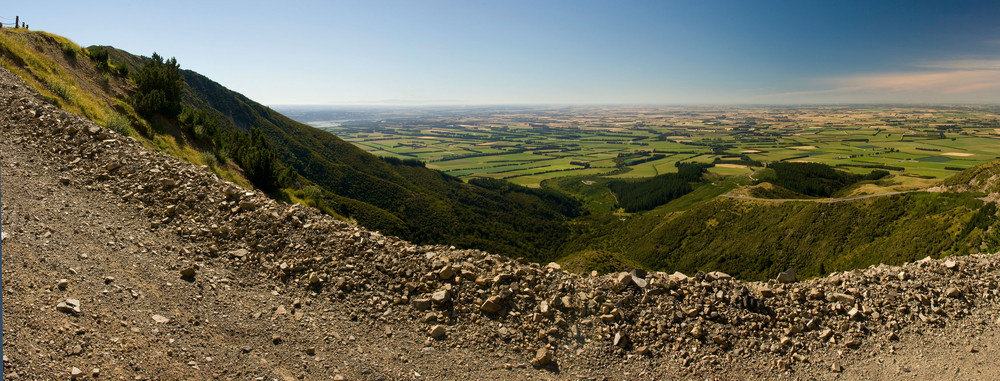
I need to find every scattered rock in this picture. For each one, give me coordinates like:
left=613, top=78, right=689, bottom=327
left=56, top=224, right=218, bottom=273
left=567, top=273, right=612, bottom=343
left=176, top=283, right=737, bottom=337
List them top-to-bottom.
left=437, top=266, right=455, bottom=280
left=758, top=287, right=775, bottom=298
left=412, top=298, right=431, bottom=311
left=848, top=307, right=863, bottom=321
left=152, top=314, right=170, bottom=324
left=613, top=332, right=630, bottom=348
left=530, top=347, right=553, bottom=367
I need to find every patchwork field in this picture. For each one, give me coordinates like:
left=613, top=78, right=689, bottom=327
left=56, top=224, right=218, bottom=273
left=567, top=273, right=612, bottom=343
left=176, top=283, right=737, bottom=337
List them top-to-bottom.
left=283, top=105, right=1000, bottom=189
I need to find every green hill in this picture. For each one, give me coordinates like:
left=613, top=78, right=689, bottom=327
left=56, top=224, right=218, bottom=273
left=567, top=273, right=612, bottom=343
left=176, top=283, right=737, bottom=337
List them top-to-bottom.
left=4, top=28, right=998, bottom=280
left=1, top=29, right=580, bottom=262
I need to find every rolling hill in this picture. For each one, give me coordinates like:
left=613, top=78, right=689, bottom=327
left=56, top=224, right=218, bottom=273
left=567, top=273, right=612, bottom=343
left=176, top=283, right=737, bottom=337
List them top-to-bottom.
left=0, top=28, right=580, bottom=262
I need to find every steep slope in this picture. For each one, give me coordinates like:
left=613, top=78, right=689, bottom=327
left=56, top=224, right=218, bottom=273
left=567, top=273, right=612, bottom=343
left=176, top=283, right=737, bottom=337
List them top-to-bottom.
left=0, top=29, right=580, bottom=263
left=7, top=66, right=1000, bottom=380
left=178, top=70, right=580, bottom=258
left=563, top=190, right=998, bottom=281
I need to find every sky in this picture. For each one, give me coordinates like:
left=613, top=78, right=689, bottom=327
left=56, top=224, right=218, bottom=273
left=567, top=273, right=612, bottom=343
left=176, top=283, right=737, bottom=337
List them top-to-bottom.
left=4, top=1, right=1000, bottom=105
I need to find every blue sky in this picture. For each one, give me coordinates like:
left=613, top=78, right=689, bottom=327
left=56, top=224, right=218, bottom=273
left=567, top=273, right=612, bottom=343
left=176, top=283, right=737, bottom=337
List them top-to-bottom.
left=5, top=1, right=1000, bottom=104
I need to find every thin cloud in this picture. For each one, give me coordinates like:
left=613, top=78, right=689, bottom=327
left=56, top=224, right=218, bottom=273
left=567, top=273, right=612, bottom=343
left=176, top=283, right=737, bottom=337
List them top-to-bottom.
left=756, top=57, right=1000, bottom=102
left=915, top=59, right=1000, bottom=70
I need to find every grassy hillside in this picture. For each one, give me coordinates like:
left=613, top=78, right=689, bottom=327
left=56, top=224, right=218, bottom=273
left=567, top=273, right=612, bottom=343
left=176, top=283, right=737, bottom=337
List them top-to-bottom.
left=5, top=28, right=999, bottom=279
left=1, top=29, right=580, bottom=262
left=558, top=176, right=998, bottom=281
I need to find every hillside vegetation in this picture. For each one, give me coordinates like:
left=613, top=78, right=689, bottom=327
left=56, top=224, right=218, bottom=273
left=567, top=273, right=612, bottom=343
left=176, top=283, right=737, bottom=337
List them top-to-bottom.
left=4, top=28, right=999, bottom=280
left=0, top=29, right=579, bottom=262
left=559, top=179, right=999, bottom=281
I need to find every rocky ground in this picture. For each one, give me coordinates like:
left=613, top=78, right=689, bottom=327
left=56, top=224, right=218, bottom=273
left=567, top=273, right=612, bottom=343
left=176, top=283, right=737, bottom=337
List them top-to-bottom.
left=3, top=66, right=1000, bottom=380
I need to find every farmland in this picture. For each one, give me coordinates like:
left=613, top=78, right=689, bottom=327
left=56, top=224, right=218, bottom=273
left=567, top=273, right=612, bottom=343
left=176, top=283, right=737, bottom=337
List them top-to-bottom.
left=283, top=105, right=1000, bottom=190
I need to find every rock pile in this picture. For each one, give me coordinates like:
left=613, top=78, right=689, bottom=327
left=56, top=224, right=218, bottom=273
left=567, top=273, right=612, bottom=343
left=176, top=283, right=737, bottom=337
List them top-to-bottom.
left=3, top=66, right=1000, bottom=378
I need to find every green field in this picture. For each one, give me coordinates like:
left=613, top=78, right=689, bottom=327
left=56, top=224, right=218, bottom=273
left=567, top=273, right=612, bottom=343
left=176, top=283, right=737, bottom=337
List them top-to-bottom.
left=312, top=105, right=1000, bottom=190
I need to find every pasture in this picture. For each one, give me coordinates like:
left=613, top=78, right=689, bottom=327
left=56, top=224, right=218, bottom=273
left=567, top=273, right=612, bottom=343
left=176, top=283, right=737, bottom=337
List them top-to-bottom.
left=312, top=106, right=1000, bottom=189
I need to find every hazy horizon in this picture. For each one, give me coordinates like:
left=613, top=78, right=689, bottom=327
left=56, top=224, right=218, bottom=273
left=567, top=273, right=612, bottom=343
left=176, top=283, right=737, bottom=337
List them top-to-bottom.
left=7, top=1, right=1000, bottom=105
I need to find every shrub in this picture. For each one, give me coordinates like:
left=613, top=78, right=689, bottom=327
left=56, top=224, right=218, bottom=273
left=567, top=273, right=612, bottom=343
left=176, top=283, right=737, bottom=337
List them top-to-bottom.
left=60, top=42, right=77, bottom=58
left=86, top=46, right=109, bottom=70
left=112, top=63, right=129, bottom=77
left=45, top=79, right=72, bottom=101
left=104, top=112, right=131, bottom=135
left=201, top=151, right=219, bottom=169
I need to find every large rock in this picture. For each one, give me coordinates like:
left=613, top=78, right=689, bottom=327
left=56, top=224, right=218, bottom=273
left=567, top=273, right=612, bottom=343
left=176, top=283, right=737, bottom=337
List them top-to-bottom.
left=437, top=265, right=455, bottom=280
left=180, top=267, right=197, bottom=278
left=776, top=268, right=797, bottom=284
left=431, top=290, right=451, bottom=305
left=832, top=292, right=856, bottom=305
left=480, top=297, right=502, bottom=314
left=56, top=298, right=81, bottom=314
left=412, top=298, right=431, bottom=311
left=428, top=325, right=446, bottom=339
left=530, top=347, right=553, bottom=367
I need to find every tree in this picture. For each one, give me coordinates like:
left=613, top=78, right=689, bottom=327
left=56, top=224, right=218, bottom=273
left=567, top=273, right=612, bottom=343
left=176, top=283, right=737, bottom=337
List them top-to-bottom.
left=132, top=53, right=184, bottom=118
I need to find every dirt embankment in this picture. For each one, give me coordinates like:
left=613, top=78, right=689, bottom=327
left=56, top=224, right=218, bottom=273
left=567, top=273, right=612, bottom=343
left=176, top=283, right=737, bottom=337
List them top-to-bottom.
left=4, top=67, right=1000, bottom=380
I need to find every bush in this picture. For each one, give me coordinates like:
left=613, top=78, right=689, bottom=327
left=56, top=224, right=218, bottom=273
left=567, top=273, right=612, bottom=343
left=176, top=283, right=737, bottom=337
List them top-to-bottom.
left=60, top=42, right=77, bottom=58
left=86, top=46, right=109, bottom=70
left=112, top=63, right=129, bottom=77
left=45, top=79, right=72, bottom=101
left=104, top=112, right=131, bottom=135
left=201, top=151, right=219, bottom=169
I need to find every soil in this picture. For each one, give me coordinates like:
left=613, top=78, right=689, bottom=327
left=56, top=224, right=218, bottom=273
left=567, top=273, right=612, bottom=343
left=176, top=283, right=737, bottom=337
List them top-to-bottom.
left=4, top=67, right=1000, bottom=380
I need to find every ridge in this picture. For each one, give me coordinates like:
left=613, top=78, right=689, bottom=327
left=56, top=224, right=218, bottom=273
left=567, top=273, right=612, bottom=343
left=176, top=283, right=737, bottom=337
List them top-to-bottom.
left=4, top=66, right=1000, bottom=379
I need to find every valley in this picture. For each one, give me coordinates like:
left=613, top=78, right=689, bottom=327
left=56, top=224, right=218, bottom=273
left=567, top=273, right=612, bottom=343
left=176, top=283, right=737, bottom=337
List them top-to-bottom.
left=284, top=105, right=1000, bottom=189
